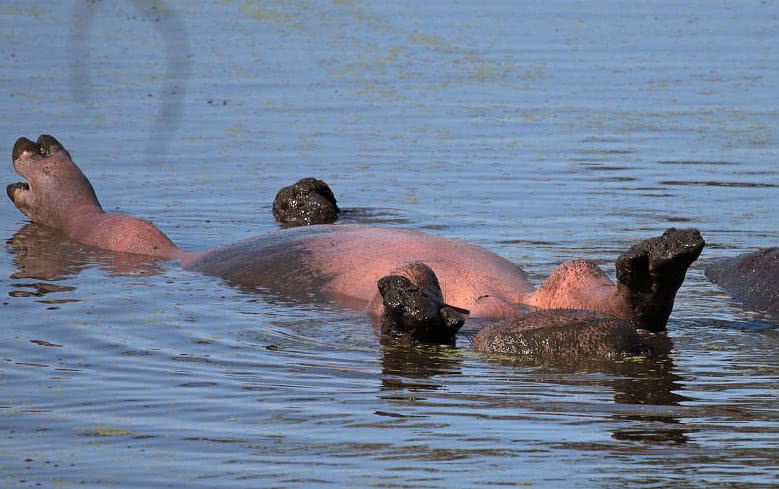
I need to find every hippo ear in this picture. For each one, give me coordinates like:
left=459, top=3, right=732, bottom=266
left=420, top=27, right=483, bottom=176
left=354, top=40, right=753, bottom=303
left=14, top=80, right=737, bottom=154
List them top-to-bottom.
left=36, top=135, right=66, bottom=157
left=12, top=137, right=36, bottom=162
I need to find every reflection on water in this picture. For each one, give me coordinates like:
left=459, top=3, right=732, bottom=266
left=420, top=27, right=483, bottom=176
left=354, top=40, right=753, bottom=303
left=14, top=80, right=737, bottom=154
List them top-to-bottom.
left=1, top=0, right=778, bottom=488
left=69, top=0, right=190, bottom=160
left=7, top=223, right=168, bottom=280
left=380, top=338, right=462, bottom=392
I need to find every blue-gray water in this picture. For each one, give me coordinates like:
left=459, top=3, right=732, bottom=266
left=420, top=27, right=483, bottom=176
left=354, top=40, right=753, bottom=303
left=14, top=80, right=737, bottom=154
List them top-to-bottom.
left=1, top=1, right=777, bottom=488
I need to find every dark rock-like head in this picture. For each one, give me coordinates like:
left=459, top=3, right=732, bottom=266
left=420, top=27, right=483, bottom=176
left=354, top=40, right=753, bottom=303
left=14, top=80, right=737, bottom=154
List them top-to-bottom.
left=7, top=135, right=101, bottom=229
left=272, top=177, right=339, bottom=227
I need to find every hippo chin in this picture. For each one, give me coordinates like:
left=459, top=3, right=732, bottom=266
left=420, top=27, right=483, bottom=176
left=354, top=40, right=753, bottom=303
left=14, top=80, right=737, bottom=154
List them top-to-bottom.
left=7, top=135, right=706, bottom=357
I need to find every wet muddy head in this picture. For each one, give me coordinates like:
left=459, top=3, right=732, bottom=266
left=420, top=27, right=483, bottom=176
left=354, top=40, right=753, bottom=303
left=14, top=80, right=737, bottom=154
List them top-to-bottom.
left=7, top=135, right=101, bottom=229
left=272, top=177, right=339, bottom=227
left=377, top=262, right=467, bottom=344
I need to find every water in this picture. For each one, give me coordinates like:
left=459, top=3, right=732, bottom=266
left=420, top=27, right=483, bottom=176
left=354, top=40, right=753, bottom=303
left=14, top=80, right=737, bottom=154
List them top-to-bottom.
left=1, top=1, right=777, bottom=487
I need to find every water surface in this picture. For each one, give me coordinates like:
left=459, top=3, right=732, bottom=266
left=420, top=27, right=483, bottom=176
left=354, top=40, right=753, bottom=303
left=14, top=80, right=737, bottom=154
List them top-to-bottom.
left=1, top=1, right=777, bottom=488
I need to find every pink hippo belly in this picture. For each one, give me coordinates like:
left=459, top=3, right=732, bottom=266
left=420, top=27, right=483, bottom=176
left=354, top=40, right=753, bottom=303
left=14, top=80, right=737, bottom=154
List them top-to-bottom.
left=187, top=225, right=534, bottom=318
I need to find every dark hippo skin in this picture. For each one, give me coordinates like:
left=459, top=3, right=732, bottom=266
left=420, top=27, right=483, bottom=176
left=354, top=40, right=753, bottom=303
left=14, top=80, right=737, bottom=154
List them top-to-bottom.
left=7, top=135, right=705, bottom=351
left=272, top=177, right=339, bottom=227
left=705, top=248, right=779, bottom=318
left=472, top=309, right=646, bottom=361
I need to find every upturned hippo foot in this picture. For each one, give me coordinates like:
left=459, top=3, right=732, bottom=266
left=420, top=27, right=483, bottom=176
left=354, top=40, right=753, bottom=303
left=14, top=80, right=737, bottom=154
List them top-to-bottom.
left=12, top=134, right=69, bottom=161
left=7, top=135, right=71, bottom=205
left=272, top=177, right=339, bottom=227
left=614, top=228, right=705, bottom=331
left=377, top=262, right=467, bottom=344
left=472, top=309, right=647, bottom=362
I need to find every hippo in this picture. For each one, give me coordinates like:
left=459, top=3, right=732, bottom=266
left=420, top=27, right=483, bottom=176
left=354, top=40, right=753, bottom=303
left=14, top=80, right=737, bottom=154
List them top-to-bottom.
left=7, top=135, right=705, bottom=355
left=705, top=248, right=778, bottom=319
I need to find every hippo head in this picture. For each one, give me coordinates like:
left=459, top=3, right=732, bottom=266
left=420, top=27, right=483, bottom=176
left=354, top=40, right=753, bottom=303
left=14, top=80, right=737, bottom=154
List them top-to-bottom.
left=7, top=135, right=101, bottom=229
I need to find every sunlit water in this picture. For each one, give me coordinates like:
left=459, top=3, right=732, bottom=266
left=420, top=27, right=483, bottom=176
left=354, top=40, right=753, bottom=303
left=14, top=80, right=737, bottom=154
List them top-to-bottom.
left=1, top=1, right=777, bottom=488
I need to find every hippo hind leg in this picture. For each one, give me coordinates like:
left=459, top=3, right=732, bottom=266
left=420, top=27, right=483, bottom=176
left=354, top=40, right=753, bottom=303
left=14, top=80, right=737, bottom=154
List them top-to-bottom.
left=613, top=228, right=705, bottom=331
left=376, top=262, right=467, bottom=344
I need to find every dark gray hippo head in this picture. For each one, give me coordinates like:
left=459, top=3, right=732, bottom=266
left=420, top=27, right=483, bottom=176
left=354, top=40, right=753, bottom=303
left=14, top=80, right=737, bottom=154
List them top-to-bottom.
left=705, top=248, right=779, bottom=319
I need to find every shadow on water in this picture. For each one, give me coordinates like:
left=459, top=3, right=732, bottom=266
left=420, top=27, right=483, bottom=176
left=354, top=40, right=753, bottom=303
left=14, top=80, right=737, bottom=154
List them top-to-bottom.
left=69, top=0, right=190, bottom=160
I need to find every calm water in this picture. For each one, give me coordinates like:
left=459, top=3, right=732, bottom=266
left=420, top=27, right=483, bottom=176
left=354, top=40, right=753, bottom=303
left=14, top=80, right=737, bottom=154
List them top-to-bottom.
left=1, top=1, right=778, bottom=488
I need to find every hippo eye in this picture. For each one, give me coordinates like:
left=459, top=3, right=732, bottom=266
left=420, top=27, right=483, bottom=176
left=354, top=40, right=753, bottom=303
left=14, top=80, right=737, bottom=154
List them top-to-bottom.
left=41, top=166, right=50, bottom=175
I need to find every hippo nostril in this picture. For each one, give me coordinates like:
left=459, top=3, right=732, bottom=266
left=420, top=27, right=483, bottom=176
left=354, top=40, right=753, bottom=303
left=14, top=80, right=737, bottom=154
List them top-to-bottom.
left=12, top=137, right=36, bottom=162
